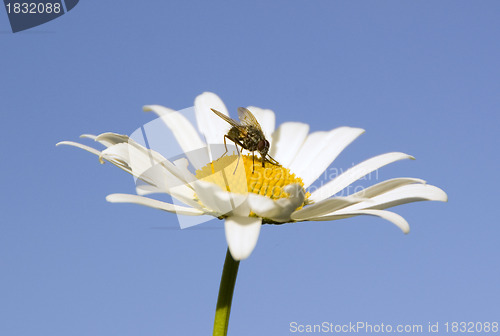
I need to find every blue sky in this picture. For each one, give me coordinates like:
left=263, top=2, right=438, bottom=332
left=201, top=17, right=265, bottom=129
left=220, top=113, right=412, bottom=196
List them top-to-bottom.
left=1, top=1, right=499, bottom=335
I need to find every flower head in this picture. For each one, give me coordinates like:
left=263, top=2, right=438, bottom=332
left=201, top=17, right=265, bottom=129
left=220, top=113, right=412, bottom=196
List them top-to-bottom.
left=57, top=92, right=447, bottom=260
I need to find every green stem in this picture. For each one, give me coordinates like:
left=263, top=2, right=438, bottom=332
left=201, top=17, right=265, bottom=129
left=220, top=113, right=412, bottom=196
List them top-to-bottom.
left=213, top=248, right=240, bottom=336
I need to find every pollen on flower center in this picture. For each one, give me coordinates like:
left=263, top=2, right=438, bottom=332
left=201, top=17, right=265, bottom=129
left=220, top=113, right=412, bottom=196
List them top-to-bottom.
left=195, top=154, right=309, bottom=204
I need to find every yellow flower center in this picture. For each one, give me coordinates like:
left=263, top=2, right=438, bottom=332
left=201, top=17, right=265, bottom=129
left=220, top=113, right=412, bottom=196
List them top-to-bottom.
left=195, top=154, right=309, bottom=207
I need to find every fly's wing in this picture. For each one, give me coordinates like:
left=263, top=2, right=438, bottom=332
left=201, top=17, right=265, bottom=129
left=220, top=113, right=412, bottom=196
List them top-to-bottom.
left=237, top=107, right=263, bottom=132
left=211, top=108, right=246, bottom=131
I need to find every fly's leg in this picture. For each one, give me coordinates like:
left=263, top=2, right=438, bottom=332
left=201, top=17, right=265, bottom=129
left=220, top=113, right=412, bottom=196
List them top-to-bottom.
left=216, top=135, right=232, bottom=161
left=222, top=135, right=230, bottom=157
left=214, top=136, right=241, bottom=174
left=231, top=139, right=246, bottom=175
left=232, top=143, right=242, bottom=174
left=253, top=151, right=256, bottom=173
left=266, top=154, right=279, bottom=166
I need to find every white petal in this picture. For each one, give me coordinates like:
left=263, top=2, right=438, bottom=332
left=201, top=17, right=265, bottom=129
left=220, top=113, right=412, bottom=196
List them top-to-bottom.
left=194, top=92, right=231, bottom=145
left=143, top=105, right=206, bottom=153
left=246, top=106, right=276, bottom=141
left=270, top=122, right=310, bottom=167
left=295, top=127, right=365, bottom=188
left=288, top=131, right=329, bottom=174
left=93, top=132, right=129, bottom=147
left=80, top=133, right=117, bottom=149
left=80, top=134, right=97, bottom=141
left=65, top=135, right=205, bottom=211
left=97, top=136, right=177, bottom=177
left=58, top=138, right=165, bottom=186
left=98, top=138, right=198, bottom=192
left=56, top=141, right=101, bottom=156
left=100, top=142, right=164, bottom=180
left=106, top=147, right=201, bottom=209
left=310, top=152, right=415, bottom=203
left=159, top=158, right=194, bottom=187
left=172, top=158, right=197, bottom=184
left=134, top=163, right=179, bottom=195
left=135, top=163, right=202, bottom=210
left=348, top=178, right=426, bottom=199
left=192, top=180, right=249, bottom=216
left=343, top=183, right=448, bottom=211
left=248, top=184, right=305, bottom=222
left=106, top=194, right=205, bottom=216
left=247, top=194, right=282, bottom=218
left=291, top=196, right=366, bottom=221
left=307, top=209, right=410, bottom=233
left=225, top=216, right=262, bottom=260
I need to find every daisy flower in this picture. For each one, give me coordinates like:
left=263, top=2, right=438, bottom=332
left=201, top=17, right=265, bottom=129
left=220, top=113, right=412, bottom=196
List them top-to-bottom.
left=57, top=92, right=447, bottom=261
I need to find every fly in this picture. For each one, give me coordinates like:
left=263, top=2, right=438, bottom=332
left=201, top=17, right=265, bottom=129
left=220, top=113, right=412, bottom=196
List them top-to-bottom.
left=211, top=107, right=279, bottom=172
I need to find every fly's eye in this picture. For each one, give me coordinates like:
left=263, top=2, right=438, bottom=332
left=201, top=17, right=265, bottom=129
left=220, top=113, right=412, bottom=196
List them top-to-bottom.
left=257, top=140, right=266, bottom=151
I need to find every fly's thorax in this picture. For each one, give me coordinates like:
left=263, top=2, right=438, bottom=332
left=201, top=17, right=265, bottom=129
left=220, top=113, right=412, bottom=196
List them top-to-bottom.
left=242, top=126, right=264, bottom=151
